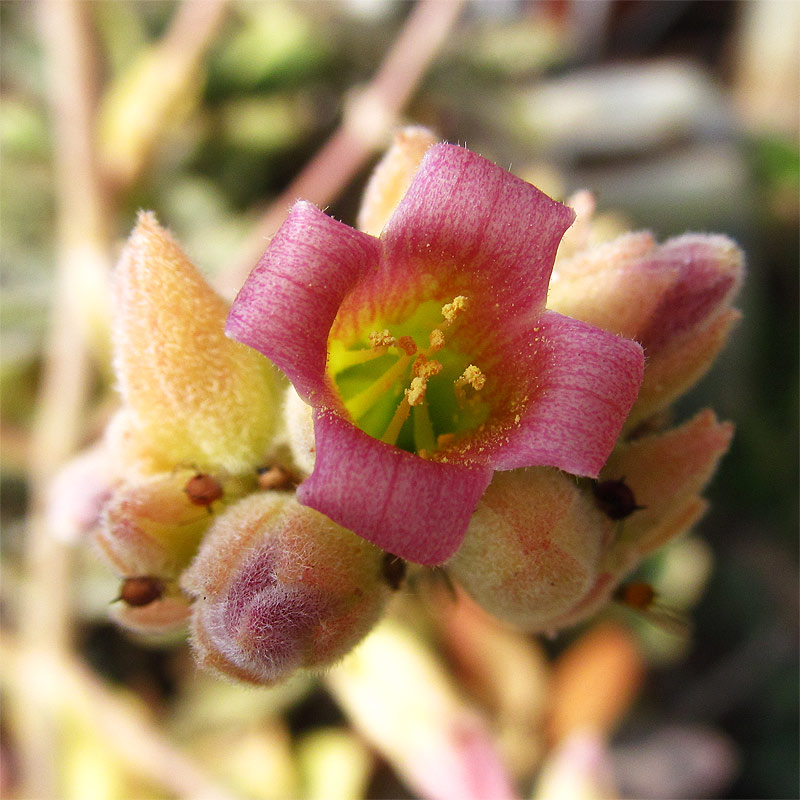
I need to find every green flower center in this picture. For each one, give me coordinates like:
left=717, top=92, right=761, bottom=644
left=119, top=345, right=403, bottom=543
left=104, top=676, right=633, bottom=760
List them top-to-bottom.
left=327, top=296, right=491, bottom=457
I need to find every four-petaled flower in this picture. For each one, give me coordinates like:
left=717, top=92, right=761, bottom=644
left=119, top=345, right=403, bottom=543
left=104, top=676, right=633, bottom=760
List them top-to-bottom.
left=227, top=144, right=645, bottom=564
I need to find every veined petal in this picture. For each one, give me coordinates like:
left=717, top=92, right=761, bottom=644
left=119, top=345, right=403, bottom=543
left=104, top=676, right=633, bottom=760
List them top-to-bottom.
left=337, top=144, right=575, bottom=334
left=227, top=201, right=382, bottom=406
left=492, top=311, right=644, bottom=476
left=297, top=410, right=494, bottom=565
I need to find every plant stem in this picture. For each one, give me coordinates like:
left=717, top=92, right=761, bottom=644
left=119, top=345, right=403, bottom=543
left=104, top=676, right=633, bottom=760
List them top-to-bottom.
left=216, top=0, right=465, bottom=299
left=12, top=2, right=111, bottom=796
left=1, top=633, right=242, bottom=800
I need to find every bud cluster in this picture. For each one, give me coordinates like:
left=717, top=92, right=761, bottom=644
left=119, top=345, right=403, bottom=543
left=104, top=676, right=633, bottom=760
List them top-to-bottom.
left=57, top=128, right=743, bottom=685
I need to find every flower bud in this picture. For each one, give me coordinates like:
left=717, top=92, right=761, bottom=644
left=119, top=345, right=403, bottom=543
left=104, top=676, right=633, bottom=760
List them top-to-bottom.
left=356, top=126, right=438, bottom=236
left=113, top=211, right=280, bottom=474
left=549, top=230, right=744, bottom=426
left=283, top=386, right=316, bottom=476
left=448, top=409, right=733, bottom=634
left=601, top=409, right=734, bottom=570
left=47, top=443, right=115, bottom=544
left=93, top=467, right=247, bottom=579
left=447, top=468, right=613, bottom=632
left=181, top=493, right=390, bottom=685
left=109, top=590, right=191, bottom=637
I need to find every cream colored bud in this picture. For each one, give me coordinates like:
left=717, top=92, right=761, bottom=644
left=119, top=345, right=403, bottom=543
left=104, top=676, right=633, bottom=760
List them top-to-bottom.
left=357, top=127, right=438, bottom=236
left=113, top=212, right=279, bottom=474
left=448, top=468, right=613, bottom=632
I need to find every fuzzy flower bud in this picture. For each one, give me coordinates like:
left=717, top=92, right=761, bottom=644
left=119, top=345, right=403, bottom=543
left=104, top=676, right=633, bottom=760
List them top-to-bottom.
left=356, top=126, right=438, bottom=236
left=113, top=211, right=280, bottom=474
left=549, top=227, right=744, bottom=427
left=448, top=411, right=733, bottom=634
left=95, top=468, right=251, bottom=578
left=447, top=468, right=614, bottom=632
left=181, top=493, right=391, bottom=685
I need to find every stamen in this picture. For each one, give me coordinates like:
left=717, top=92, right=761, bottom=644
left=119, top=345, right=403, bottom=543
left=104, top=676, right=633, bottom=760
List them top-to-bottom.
left=441, top=295, right=469, bottom=326
left=369, top=329, right=396, bottom=349
left=429, top=329, right=445, bottom=351
left=397, top=336, right=417, bottom=356
left=331, top=347, right=388, bottom=371
left=346, top=354, right=413, bottom=420
left=413, top=355, right=443, bottom=379
left=454, top=365, right=486, bottom=404
left=405, top=376, right=428, bottom=406
left=381, top=396, right=411, bottom=446
left=413, top=401, right=436, bottom=454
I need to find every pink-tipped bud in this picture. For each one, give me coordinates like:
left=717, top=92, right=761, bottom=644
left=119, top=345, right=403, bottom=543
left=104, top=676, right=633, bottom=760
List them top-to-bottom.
left=550, top=231, right=744, bottom=425
left=47, top=444, right=115, bottom=543
left=181, top=493, right=390, bottom=685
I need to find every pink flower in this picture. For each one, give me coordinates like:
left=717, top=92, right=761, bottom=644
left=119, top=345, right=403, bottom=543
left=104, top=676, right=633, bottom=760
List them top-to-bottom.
left=227, top=144, right=644, bottom=564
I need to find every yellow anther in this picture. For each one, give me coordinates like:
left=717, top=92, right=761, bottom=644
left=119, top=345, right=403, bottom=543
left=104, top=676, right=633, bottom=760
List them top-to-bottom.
left=441, top=295, right=469, bottom=325
left=369, top=329, right=396, bottom=349
left=429, top=329, right=445, bottom=351
left=413, top=356, right=443, bottom=379
left=454, top=364, right=486, bottom=404
left=461, top=365, right=486, bottom=391
left=405, top=376, right=428, bottom=406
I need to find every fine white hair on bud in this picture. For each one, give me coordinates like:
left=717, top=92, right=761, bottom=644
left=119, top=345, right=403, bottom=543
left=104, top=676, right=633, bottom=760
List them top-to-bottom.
left=283, top=386, right=316, bottom=476
left=447, top=468, right=613, bottom=632
left=181, top=493, right=390, bottom=685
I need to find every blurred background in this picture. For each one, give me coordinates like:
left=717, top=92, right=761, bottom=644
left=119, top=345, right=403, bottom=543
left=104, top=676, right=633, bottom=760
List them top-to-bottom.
left=1, top=1, right=797, bottom=798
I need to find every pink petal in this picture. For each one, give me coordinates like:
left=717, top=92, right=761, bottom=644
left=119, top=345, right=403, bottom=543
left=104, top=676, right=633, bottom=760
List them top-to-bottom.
left=335, top=144, right=575, bottom=334
left=226, top=201, right=382, bottom=406
left=491, top=311, right=644, bottom=476
left=297, top=410, right=494, bottom=565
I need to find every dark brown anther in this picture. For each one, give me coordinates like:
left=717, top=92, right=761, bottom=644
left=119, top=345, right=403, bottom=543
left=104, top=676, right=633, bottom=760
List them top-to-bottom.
left=256, top=465, right=295, bottom=491
left=184, top=473, right=224, bottom=509
left=592, top=477, right=645, bottom=520
left=381, top=553, right=407, bottom=590
left=118, top=576, right=164, bottom=607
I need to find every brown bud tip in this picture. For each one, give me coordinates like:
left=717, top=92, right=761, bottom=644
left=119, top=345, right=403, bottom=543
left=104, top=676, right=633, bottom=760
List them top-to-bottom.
left=256, top=465, right=295, bottom=491
left=184, top=473, right=224, bottom=508
left=592, top=478, right=644, bottom=520
left=381, top=554, right=407, bottom=591
left=119, top=576, right=164, bottom=607
left=614, top=581, right=656, bottom=611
